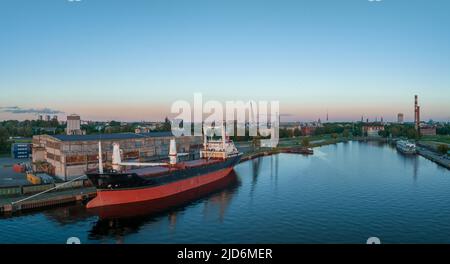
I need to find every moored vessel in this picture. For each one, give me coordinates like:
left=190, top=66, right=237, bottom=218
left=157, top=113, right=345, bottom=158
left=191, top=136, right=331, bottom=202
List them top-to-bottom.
left=86, top=126, right=242, bottom=208
left=396, top=140, right=416, bottom=154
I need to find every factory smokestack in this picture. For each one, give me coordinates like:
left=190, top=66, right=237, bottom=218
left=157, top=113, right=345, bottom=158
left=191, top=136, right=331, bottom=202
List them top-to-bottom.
left=414, top=95, right=420, bottom=133
left=417, top=106, right=420, bottom=130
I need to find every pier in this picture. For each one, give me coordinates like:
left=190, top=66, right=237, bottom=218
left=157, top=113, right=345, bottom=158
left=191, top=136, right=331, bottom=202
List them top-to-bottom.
left=0, top=176, right=97, bottom=215
left=0, top=186, right=96, bottom=214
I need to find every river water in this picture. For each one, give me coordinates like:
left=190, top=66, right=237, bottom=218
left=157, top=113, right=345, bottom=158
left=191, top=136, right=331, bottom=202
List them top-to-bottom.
left=1, top=141, right=449, bottom=244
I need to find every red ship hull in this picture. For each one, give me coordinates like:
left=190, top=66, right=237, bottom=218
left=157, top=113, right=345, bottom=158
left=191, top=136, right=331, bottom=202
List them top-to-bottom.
left=87, top=166, right=234, bottom=208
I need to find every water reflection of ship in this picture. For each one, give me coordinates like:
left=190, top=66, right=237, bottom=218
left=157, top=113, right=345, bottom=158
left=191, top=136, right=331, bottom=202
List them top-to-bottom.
left=366, top=140, right=386, bottom=148
left=398, top=147, right=419, bottom=182
left=403, top=153, right=419, bottom=182
left=249, top=154, right=278, bottom=194
left=271, top=154, right=279, bottom=183
left=413, top=156, right=418, bottom=181
left=251, top=158, right=261, bottom=185
left=88, top=171, right=239, bottom=241
left=202, top=182, right=237, bottom=222
left=10, top=203, right=96, bottom=225
left=43, top=204, right=96, bottom=224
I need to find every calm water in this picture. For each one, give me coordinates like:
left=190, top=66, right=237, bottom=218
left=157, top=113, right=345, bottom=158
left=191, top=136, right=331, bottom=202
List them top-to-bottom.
left=1, top=141, right=450, bottom=244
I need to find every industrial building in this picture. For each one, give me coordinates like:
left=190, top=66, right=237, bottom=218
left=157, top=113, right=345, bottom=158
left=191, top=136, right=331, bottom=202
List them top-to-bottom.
left=413, top=95, right=436, bottom=136
left=414, top=95, right=420, bottom=132
left=66, top=114, right=85, bottom=135
left=419, top=124, right=437, bottom=136
left=32, top=132, right=203, bottom=181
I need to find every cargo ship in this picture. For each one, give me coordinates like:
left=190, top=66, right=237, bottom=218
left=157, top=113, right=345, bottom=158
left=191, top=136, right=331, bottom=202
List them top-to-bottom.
left=86, top=126, right=242, bottom=208
left=396, top=140, right=416, bottom=155
left=90, top=171, right=238, bottom=220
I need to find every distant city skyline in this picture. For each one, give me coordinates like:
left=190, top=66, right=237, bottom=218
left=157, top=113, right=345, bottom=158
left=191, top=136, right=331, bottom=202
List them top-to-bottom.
left=1, top=0, right=449, bottom=122
left=0, top=102, right=445, bottom=124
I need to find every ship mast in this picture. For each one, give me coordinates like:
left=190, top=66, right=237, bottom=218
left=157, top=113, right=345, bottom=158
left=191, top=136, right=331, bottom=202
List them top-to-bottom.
left=221, top=123, right=226, bottom=150
left=203, top=126, right=208, bottom=152
left=109, top=139, right=188, bottom=172
left=169, top=139, right=178, bottom=165
left=98, top=141, right=103, bottom=174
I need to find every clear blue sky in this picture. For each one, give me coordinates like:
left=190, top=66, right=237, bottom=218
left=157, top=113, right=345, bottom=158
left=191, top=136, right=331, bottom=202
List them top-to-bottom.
left=0, top=0, right=449, bottom=122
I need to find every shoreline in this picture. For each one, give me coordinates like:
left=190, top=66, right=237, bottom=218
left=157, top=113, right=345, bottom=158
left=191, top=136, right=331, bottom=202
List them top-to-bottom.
left=1, top=136, right=448, bottom=215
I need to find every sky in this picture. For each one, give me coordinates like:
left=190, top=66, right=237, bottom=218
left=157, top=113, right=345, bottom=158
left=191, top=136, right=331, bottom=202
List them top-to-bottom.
left=0, top=0, right=449, bottom=122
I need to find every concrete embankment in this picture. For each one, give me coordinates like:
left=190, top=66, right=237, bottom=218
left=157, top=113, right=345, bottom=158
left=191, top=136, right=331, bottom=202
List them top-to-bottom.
left=241, top=147, right=314, bottom=162
left=416, top=147, right=450, bottom=170
left=0, top=187, right=96, bottom=215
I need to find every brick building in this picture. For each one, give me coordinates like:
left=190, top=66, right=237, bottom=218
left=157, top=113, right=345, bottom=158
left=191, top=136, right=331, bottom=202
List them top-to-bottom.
left=32, top=132, right=202, bottom=181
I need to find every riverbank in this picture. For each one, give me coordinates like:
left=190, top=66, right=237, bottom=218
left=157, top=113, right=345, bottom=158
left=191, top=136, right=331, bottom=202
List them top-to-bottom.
left=0, top=135, right=356, bottom=215
left=1, top=135, right=446, bottom=215
left=239, top=135, right=354, bottom=160
left=416, top=145, right=450, bottom=169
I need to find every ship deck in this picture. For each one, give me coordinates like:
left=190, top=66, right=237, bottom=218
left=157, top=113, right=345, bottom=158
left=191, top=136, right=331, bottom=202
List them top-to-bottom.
left=125, top=158, right=223, bottom=177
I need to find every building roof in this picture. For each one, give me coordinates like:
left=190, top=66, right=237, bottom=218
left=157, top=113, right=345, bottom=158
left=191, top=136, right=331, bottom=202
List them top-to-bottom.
left=51, top=131, right=175, bottom=142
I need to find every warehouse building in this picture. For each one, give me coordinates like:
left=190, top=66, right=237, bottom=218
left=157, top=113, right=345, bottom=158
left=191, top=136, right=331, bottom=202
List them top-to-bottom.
left=32, top=132, right=202, bottom=181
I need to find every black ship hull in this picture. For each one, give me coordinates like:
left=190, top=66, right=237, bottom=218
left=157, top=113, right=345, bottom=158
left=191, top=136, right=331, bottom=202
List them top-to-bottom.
left=86, top=154, right=242, bottom=208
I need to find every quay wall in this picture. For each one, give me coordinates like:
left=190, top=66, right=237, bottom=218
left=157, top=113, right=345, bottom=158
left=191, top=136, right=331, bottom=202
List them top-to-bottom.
left=3, top=137, right=447, bottom=215
left=0, top=179, right=92, bottom=198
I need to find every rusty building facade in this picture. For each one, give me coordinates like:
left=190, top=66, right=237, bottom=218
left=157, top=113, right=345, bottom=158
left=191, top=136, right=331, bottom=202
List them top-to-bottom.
left=362, top=125, right=385, bottom=137
left=419, top=125, right=437, bottom=136
left=32, top=132, right=202, bottom=181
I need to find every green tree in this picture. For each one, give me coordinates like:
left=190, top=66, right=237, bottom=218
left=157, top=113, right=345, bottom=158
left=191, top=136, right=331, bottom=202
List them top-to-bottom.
left=161, top=117, right=171, bottom=131
left=109, top=120, right=120, bottom=127
left=437, top=125, right=450, bottom=135
left=0, top=126, right=10, bottom=153
left=352, top=126, right=362, bottom=137
left=391, top=126, right=401, bottom=137
left=279, top=128, right=290, bottom=138
left=406, top=128, right=418, bottom=139
left=342, top=129, right=350, bottom=138
left=378, top=130, right=389, bottom=138
left=331, top=133, right=338, bottom=139
left=301, top=137, right=310, bottom=148
left=437, top=144, right=449, bottom=155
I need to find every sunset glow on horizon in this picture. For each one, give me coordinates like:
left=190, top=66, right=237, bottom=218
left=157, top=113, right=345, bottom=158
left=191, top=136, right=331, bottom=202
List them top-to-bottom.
left=1, top=0, right=449, bottom=122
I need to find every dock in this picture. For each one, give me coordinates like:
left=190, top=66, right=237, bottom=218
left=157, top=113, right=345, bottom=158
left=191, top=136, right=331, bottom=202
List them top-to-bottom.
left=417, top=147, right=450, bottom=170
left=0, top=187, right=96, bottom=214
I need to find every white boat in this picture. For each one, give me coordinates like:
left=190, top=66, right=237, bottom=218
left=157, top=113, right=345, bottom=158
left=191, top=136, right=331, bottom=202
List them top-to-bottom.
left=396, top=140, right=416, bottom=154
